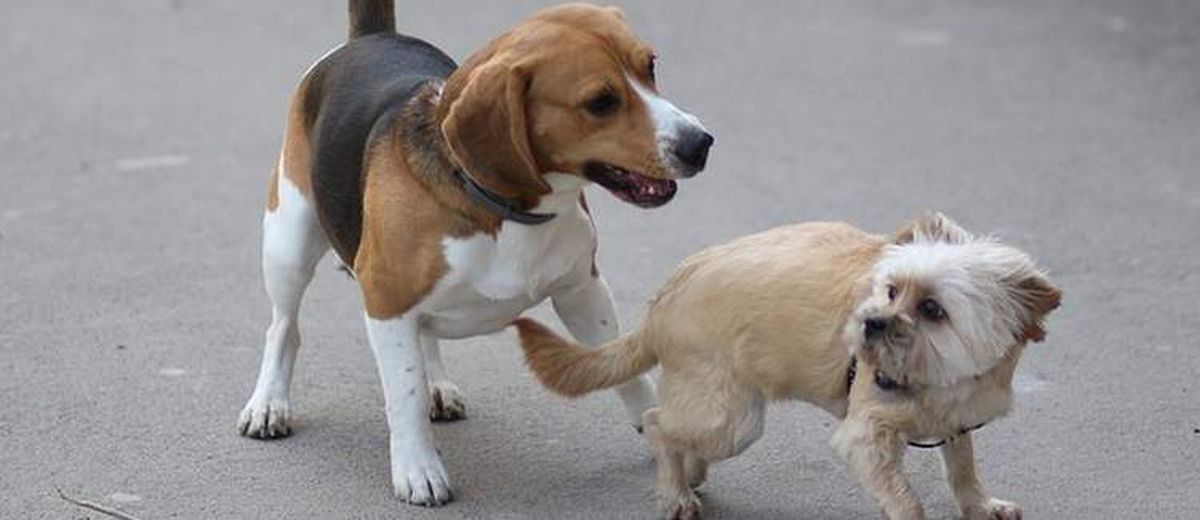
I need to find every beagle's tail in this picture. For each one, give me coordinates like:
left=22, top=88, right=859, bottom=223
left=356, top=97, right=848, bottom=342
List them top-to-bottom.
left=348, top=0, right=395, bottom=40
left=512, top=318, right=658, bottom=398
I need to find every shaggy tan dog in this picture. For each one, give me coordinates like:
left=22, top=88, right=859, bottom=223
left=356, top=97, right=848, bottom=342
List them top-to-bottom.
left=514, top=213, right=1060, bottom=519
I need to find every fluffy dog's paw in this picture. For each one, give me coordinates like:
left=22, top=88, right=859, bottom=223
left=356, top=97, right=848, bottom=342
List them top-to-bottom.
left=428, top=381, right=466, bottom=421
left=237, top=397, right=292, bottom=439
left=392, top=452, right=453, bottom=506
left=661, top=491, right=702, bottom=520
left=965, top=498, right=1022, bottom=520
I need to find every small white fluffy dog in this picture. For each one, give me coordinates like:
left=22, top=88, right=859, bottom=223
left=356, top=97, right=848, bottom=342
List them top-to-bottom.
left=513, top=213, right=1060, bottom=520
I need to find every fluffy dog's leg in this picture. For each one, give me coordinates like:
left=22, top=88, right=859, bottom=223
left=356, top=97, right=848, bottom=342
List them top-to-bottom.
left=238, top=169, right=329, bottom=439
left=543, top=275, right=657, bottom=428
left=365, top=315, right=452, bottom=506
left=421, top=334, right=465, bottom=421
left=645, top=409, right=701, bottom=520
left=832, top=419, right=925, bottom=520
left=941, top=434, right=1022, bottom=520
left=684, top=456, right=709, bottom=489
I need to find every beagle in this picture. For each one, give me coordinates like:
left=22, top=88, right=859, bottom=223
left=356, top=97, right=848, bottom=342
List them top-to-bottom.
left=236, top=0, right=713, bottom=507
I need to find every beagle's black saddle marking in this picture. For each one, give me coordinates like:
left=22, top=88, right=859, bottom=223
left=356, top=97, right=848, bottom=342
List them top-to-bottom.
left=304, top=33, right=457, bottom=264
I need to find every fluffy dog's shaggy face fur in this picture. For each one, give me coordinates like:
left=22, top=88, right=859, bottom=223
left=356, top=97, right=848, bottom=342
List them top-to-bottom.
left=847, top=214, right=1061, bottom=387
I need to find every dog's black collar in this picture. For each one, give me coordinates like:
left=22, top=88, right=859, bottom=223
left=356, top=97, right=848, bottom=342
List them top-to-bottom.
left=454, top=169, right=555, bottom=225
left=846, top=357, right=988, bottom=449
left=905, top=423, right=988, bottom=449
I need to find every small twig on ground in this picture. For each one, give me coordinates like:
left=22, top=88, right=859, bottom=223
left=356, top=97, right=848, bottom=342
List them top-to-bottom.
left=55, top=488, right=143, bottom=520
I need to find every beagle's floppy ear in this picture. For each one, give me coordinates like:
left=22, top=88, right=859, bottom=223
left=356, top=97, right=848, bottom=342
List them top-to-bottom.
left=441, top=56, right=550, bottom=199
left=895, top=211, right=973, bottom=245
left=1010, top=271, right=1062, bottom=343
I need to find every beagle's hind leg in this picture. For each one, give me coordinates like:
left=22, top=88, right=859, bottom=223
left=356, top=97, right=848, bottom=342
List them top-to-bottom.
left=238, top=165, right=329, bottom=439
left=421, top=333, right=466, bottom=421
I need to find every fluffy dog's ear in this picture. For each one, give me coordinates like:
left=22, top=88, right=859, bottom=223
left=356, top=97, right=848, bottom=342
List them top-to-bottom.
left=442, top=56, right=550, bottom=199
left=895, top=211, right=972, bottom=245
left=1010, top=271, right=1062, bottom=343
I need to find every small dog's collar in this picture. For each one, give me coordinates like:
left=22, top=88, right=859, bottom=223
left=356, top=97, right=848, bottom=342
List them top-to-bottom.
left=454, top=169, right=555, bottom=225
left=845, top=357, right=988, bottom=449
left=905, top=423, right=988, bottom=449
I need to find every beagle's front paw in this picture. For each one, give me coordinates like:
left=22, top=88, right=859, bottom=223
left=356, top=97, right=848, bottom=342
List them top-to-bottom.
left=428, top=380, right=466, bottom=421
left=237, top=395, right=292, bottom=439
left=392, top=448, right=453, bottom=506
left=964, top=498, right=1022, bottom=520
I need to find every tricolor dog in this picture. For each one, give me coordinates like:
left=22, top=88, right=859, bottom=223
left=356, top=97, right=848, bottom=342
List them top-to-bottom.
left=236, top=0, right=713, bottom=506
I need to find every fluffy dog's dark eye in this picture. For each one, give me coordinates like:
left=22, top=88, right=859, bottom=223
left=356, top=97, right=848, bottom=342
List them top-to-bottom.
left=647, top=55, right=657, bottom=82
left=585, top=92, right=620, bottom=117
left=887, top=285, right=898, bottom=301
left=918, top=298, right=946, bottom=321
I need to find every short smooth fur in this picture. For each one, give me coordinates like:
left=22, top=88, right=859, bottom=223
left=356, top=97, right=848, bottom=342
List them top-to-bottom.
left=239, top=0, right=713, bottom=507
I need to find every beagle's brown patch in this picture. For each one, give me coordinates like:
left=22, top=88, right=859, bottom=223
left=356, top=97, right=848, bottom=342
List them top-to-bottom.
left=266, top=83, right=317, bottom=212
left=281, top=87, right=314, bottom=199
left=356, top=88, right=505, bottom=319
left=355, top=126, right=451, bottom=319
left=266, top=164, right=279, bottom=212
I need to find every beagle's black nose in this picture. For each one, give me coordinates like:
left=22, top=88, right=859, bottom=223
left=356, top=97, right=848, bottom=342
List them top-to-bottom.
left=673, top=128, right=714, bottom=173
left=864, top=317, right=890, bottom=338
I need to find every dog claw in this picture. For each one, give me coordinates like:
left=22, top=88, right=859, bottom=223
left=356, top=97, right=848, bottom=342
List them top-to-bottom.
left=428, top=381, right=466, bottom=421
left=237, top=398, right=293, bottom=439
left=392, top=454, right=453, bottom=506
left=661, top=492, right=702, bottom=520
left=965, top=498, right=1022, bottom=520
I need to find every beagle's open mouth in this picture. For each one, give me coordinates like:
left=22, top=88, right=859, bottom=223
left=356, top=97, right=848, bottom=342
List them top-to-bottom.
left=583, top=162, right=677, bottom=208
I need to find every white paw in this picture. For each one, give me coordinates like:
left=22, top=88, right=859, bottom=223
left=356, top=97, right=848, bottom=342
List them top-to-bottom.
left=428, top=380, right=466, bottom=421
left=237, top=396, right=292, bottom=438
left=392, top=449, right=453, bottom=506
left=660, top=491, right=702, bottom=520
left=965, top=498, right=1022, bottom=520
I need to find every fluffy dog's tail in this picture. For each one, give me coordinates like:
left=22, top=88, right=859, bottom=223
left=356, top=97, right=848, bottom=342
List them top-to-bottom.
left=349, top=0, right=395, bottom=40
left=512, top=318, right=658, bottom=398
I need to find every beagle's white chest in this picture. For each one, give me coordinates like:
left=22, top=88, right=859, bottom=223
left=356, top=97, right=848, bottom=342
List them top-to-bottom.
left=421, top=203, right=595, bottom=338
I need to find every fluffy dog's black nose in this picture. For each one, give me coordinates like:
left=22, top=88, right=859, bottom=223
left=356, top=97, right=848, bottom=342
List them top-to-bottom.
left=673, top=128, right=714, bottom=173
left=864, top=317, right=889, bottom=338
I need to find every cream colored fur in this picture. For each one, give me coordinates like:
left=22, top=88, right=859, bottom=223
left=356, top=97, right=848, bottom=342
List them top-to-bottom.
left=514, top=213, right=1060, bottom=520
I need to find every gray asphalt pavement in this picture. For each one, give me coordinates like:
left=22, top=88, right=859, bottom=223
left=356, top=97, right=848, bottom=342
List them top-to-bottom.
left=3, top=1, right=1198, bottom=518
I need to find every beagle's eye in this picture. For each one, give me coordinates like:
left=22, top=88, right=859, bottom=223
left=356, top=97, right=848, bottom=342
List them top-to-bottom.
left=647, top=55, right=657, bottom=82
left=584, top=92, right=620, bottom=118
left=887, top=285, right=898, bottom=302
left=918, top=298, right=946, bottom=321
